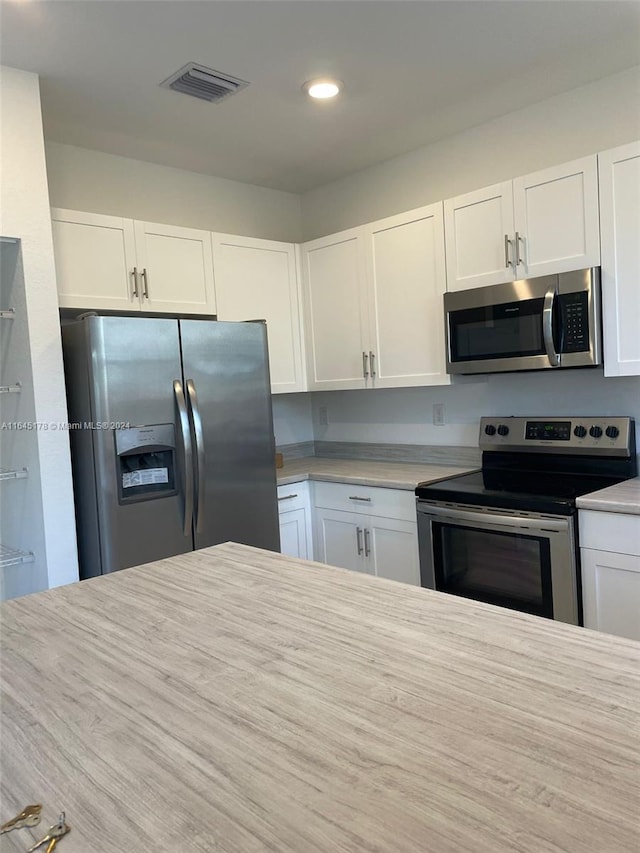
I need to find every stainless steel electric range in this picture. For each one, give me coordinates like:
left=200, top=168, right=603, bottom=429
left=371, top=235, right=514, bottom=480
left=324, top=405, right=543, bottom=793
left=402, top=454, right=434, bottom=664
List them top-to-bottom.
left=416, top=416, right=637, bottom=625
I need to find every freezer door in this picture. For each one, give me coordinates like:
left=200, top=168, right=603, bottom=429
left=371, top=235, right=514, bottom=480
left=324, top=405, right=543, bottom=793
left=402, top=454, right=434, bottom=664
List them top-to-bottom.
left=82, top=316, right=193, bottom=575
left=180, top=320, right=280, bottom=552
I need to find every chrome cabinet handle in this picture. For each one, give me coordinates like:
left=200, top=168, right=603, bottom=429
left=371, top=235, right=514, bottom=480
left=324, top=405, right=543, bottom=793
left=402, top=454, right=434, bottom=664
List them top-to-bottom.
left=515, top=232, right=524, bottom=266
left=504, top=235, right=512, bottom=269
left=131, top=267, right=139, bottom=298
left=141, top=268, right=150, bottom=299
left=542, top=288, right=561, bottom=367
left=362, top=351, right=369, bottom=378
left=369, top=351, right=376, bottom=377
left=186, top=379, right=206, bottom=533
left=173, top=380, right=194, bottom=537
left=278, top=493, right=298, bottom=501
left=349, top=495, right=372, bottom=502
left=356, top=527, right=364, bottom=555
left=364, top=528, right=371, bottom=557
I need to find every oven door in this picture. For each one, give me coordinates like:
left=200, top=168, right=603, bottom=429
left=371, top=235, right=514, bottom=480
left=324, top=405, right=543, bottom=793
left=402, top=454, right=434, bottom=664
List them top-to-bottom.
left=417, top=501, right=579, bottom=625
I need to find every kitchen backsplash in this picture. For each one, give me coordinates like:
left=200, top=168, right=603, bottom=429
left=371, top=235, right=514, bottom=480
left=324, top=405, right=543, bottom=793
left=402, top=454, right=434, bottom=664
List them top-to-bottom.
left=273, top=369, right=640, bottom=450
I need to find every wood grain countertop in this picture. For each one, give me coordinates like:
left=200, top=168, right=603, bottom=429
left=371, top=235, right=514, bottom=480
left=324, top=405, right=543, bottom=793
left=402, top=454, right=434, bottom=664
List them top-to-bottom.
left=277, top=456, right=477, bottom=490
left=576, top=476, right=640, bottom=515
left=1, top=543, right=639, bottom=852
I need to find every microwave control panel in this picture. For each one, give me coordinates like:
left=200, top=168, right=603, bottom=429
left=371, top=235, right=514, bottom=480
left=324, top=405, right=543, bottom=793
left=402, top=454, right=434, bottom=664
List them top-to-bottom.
left=558, top=292, right=589, bottom=353
left=479, top=417, right=634, bottom=456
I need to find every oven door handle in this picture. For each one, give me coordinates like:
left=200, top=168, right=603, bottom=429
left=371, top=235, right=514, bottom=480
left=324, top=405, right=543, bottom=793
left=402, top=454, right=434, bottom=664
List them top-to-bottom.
left=543, top=287, right=561, bottom=367
left=417, top=502, right=569, bottom=533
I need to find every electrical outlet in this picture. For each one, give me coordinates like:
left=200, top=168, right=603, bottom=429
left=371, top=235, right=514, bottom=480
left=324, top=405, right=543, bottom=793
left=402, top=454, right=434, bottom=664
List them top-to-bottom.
left=433, top=403, right=446, bottom=426
left=318, top=405, right=328, bottom=426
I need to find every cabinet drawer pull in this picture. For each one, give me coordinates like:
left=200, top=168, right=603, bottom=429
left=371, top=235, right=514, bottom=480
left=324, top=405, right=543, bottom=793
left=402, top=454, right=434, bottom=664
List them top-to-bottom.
left=515, top=232, right=524, bottom=266
left=131, top=267, right=139, bottom=298
left=362, top=351, right=369, bottom=378
left=369, top=351, right=376, bottom=377
left=278, top=493, right=298, bottom=501
left=349, top=495, right=372, bottom=502
left=356, top=527, right=364, bottom=555
left=364, top=527, right=371, bottom=557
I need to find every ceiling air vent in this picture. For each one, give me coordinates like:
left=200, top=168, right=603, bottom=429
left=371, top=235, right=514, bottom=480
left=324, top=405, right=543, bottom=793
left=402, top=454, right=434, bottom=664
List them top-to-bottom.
left=160, top=63, right=249, bottom=104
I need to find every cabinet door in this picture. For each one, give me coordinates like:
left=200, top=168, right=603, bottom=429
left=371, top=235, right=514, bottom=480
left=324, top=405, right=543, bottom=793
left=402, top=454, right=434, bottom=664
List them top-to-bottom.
left=598, top=142, right=640, bottom=377
left=512, top=156, right=600, bottom=279
left=444, top=183, right=515, bottom=291
left=365, top=204, right=450, bottom=388
left=51, top=209, right=139, bottom=310
left=133, top=221, right=216, bottom=315
left=301, top=228, right=369, bottom=391
left=212, top=234, right=306, bottom=393
left=279, top=508, right=311, bottom=560
left=314, top=508, right=371, bottom=574
left=368, top=516, right=420, bottom=586
left=581, top=547, right=640, bottom=641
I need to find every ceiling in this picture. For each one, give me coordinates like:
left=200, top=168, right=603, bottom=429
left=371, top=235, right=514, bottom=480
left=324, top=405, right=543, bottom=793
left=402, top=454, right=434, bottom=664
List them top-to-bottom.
left=2, top=1, right=639, bottom=193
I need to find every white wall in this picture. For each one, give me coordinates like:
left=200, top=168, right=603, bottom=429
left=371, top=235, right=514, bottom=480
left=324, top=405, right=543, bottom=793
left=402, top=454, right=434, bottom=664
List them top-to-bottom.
left=0, top=66, right=79, bottom=590
left=301, top=66, right=640, bottom=239
left=45, top=142, right=303, bottom=243
left=310, top=371, right=640, bottom=448
left=272, top=393, right=314, bottom=446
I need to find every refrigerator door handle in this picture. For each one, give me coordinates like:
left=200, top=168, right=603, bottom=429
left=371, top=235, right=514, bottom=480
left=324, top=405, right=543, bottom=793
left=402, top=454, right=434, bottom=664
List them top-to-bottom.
left=186, top=379, right=206, bottom=534
left=173, top=380, right=194, bottom=537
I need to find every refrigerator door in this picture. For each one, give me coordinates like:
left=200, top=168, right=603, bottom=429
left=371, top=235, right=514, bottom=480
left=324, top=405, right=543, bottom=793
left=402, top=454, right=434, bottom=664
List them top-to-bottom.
left=79, top=316, right=194, bottom=575
left=180, top=320, right=280, bottom=552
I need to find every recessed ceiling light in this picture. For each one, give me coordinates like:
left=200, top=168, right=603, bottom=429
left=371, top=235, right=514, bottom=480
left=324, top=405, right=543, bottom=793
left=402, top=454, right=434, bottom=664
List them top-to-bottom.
left=303, top=78, right=342, bottom=100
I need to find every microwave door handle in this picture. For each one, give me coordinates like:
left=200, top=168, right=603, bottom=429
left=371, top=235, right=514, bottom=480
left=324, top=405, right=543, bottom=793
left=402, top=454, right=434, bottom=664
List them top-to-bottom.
left=543, top=288, right=561, bottom=367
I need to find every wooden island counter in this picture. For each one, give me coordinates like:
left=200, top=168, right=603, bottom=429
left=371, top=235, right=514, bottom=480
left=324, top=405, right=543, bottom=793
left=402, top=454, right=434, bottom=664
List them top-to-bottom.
left=1, top=543, right=639, bottom=852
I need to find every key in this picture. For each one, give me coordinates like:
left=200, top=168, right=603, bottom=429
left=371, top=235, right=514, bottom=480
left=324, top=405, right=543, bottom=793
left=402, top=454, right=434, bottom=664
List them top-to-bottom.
left=0, top=804, right=42, bottom=833
left=28, top=812, right=70, bottom=851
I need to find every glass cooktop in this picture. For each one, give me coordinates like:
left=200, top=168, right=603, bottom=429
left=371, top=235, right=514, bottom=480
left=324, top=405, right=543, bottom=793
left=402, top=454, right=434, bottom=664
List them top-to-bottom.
left=415, top=469, right=627, bottom=516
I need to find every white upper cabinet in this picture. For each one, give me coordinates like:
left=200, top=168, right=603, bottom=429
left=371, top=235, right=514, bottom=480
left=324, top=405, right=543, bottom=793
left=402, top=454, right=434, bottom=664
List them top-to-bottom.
left=598, top=141, right=640, bottom=377
left=444, top=156, right=600, bottom=291
left=512, top=156, right=600, bottom=279
left=444, top=183, right=515, bottom=291
left=365, top=204, right=450, bottom=388
left=302, top=207, right=450, bottom=391
left=52, top=209, right=138, bottom=311
left=51, top=210, right=216, bottom=315
left=133, top=221, right=216, bottom=315
left=301, top=227, right=370, bottom=391
left=212, top=234, right=306, bottom=394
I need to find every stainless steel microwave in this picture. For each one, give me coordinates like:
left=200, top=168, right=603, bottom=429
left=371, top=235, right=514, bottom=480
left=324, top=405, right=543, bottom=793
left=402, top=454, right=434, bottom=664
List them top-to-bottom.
left=444, top=268, right=602, bottom=375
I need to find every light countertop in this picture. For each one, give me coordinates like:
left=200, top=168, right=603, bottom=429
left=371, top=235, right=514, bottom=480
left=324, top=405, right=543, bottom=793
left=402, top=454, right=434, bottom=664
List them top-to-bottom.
left=277, top=456, right=476, bottom=490
left=576, top=476, right=640, bottom=515
left=1, top=542, right=639, bottom=852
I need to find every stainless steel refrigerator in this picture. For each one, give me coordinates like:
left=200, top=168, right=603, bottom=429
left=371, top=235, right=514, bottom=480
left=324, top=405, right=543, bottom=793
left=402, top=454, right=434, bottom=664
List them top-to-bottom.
left=62, top=316, right=280, bottom=579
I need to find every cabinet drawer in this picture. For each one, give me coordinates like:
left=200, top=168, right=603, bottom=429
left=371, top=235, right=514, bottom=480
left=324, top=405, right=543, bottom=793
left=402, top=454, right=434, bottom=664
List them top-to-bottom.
left=313, top=481, right=415, bottom=521
left=277, top=483, right=309, bottom=514
left=579, top=510, right=640, bottom=557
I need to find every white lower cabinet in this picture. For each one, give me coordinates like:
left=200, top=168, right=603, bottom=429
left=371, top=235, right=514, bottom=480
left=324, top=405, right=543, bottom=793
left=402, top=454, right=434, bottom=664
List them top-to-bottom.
left=277, top=482, right=313, bottom=560
left=313, top=483, right=420, bottom=585
left=579, top=509, right=640, bottom=641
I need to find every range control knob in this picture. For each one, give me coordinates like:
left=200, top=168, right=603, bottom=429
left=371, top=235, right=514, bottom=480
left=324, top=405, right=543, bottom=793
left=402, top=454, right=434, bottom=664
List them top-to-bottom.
left=484, top=424, right=496, bottom=436
left=497, top=424, right=510, bottom=437
left=574, top=425, right=587, bottom=438
left=589, top=425, right=603, bottom=438
left=606, top=425, right=620, bottom=439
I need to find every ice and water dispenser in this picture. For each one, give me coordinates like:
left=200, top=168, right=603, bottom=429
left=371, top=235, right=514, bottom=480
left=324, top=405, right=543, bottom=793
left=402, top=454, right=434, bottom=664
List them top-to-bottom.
left=115, top=424, right=177, bottom=503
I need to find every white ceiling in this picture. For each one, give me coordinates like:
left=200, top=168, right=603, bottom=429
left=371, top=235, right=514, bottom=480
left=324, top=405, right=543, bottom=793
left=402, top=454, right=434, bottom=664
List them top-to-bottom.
left=2, top=1, right=639, bottom=193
